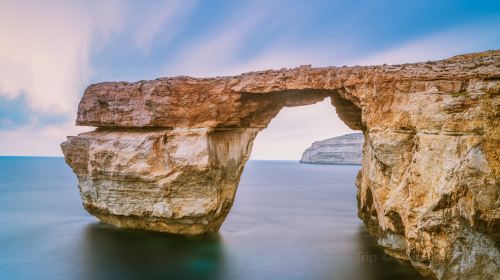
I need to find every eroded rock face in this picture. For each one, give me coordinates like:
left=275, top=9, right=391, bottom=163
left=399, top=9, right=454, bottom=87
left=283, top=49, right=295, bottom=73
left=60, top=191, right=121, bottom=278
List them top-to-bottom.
left=62, top=50, right=500, bottom=279
left=61, top=128, right=258, bottom=234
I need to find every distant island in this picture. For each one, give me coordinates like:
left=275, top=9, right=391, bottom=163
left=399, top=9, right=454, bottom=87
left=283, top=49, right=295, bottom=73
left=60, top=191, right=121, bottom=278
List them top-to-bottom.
left=61, top=51, right=500, bottom=279
left=300, top=133, right=363, bottom=165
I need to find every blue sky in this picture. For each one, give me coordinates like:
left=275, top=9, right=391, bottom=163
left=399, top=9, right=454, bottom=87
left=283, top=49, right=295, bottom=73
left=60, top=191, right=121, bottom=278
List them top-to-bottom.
left=0, top=0, right=499, bottom=158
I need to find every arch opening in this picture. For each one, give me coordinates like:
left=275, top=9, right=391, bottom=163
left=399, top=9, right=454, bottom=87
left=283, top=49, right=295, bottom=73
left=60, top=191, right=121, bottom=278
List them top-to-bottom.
left=62, top=52, right=500, bottom=279
left=204, top=90, right=365, bottom=233
left=249, top=96, right=358, bottom=160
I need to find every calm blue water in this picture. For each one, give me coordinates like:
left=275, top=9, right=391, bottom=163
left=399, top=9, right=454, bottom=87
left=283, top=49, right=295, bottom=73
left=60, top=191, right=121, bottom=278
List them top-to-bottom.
left=0, top=157, right=421, bottom=280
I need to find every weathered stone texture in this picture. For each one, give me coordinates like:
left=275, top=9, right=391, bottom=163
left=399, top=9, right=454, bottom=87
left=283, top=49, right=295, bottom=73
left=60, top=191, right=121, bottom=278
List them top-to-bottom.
left=63, top=50, right=500, bottom=279
left=62, top=128, right=258, bottom=234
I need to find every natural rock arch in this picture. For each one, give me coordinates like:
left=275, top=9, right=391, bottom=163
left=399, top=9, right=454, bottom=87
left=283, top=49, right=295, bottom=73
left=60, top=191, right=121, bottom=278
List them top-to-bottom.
left=62, top=51, right=500, bottom=279
left=63, top=88, right=360, bottom=233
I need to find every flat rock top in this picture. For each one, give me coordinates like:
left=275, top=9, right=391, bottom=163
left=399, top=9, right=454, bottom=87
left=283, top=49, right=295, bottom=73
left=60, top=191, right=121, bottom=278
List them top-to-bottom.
left=76, top=50, right=500, bottom=128
left=84, top=50, right=500, bottom=91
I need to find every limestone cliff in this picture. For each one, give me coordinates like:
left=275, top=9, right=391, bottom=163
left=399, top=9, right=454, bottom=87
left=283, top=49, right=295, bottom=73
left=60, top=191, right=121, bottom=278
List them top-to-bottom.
left=62, top=50, right=500, bottom=280
left=300, top=133, right=363, bottom=164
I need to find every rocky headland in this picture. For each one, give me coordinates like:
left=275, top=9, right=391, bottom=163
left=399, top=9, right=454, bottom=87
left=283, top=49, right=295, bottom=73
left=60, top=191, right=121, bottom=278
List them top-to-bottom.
left=62, top=50, right=500, bottom=279
left=300, top=133, right=363, bottom=165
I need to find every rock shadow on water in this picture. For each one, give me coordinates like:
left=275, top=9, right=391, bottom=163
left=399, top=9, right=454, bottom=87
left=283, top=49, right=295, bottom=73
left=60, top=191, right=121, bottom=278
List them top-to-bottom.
left=79, top=223, right=226, bottom=280
left=352, top=225, right=422, bottom=280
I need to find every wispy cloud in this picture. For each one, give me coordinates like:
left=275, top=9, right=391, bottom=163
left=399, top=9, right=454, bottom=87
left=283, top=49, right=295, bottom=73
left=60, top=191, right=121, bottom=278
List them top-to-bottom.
left=0, top=0, right=125, bottom=156
left=131, top=0, right=197, bottom=53
left=0, top=1, right=124, bottom=115
left=0, top=1, right=498, bottom=157
left=161, top=1, right=344, bottom=77
left=162, top=4, right=271, bottom=76
left=164, top=16, right=498, bottom=160
left=354, top=20, right=500, bottom=65
left=0, top=122, right=91, bottom=156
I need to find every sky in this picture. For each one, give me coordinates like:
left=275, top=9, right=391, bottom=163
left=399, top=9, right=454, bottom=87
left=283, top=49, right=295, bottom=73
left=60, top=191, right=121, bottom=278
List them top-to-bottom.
left=0, top=0, right=499, bottom=159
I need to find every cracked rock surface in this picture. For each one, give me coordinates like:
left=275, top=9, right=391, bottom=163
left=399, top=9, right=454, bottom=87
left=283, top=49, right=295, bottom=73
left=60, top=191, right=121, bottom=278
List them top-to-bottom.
left=63, top=50, right=500, bottom=279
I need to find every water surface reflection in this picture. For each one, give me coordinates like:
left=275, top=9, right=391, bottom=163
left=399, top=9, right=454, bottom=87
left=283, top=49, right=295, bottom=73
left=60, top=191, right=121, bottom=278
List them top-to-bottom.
left=0, top=158, right=422, bottom=280
left=80, top=224, right=225, bottom=280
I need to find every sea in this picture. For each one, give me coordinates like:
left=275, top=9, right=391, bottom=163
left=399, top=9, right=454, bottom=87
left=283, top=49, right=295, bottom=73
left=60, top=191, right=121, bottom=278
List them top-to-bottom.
left=0, top=157, right=422, bottom=280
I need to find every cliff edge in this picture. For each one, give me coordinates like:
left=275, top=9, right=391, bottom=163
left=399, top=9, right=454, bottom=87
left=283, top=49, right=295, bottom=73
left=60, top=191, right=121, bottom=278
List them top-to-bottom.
left=62, top=50, right=500, bottom=280
left=300, top=133, right=363, bottom=164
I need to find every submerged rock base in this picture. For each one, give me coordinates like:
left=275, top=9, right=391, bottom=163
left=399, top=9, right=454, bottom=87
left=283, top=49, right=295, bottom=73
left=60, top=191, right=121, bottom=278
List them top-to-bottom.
left=62, top=51, right=500, bottom=279
left=62, top=128, right=258, bottom=235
